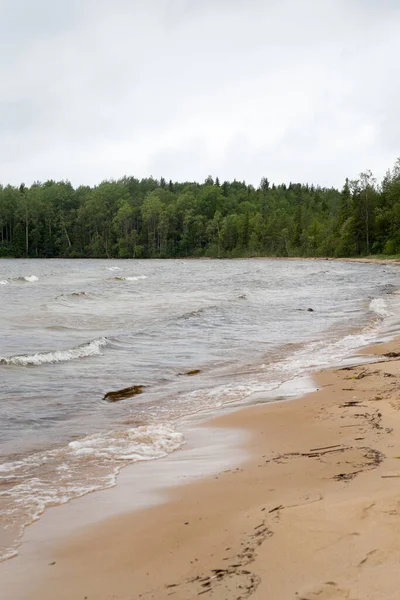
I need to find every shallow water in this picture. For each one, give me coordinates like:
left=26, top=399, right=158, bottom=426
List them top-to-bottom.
left=1, top=258, right=400, bottom=560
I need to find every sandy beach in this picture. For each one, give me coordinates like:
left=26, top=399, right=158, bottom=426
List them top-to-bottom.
left=2, top=0, right=400, bottom=594
left=2, top=334, right=400, bottom=599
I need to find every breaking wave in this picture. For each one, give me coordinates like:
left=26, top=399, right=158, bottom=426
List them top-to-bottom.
left=16, top=275, right=39, bottom=283
left=113, top=275, right=147, bottom=282
left=0, top=280, right=8, bottom=285
left=369, top=297, right=391, bottom=319
left=0, top=338, right=108, bottom=367
left=0, top=423, right=184, bottom=561
left=67, top=423, right=184, bottom=461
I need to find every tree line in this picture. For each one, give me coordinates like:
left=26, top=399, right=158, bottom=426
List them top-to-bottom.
left=1, top=159, right=400, bottom=259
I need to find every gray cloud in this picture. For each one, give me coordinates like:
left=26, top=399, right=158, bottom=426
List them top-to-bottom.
left=0, top=0, right=399, bottom=188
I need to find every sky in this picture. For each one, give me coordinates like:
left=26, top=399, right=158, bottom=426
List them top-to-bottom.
left=0, top=0, right=399, bottom=188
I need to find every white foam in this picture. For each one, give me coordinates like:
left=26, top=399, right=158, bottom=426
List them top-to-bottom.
left=107, top=266, right=121, bottom=271
left=22, top=275, right=38, bottom=283
left=114, top=275, right=147, bottom=282
left=0, top=280, right=8, bottom=285
left=273, top=296, right=397, bottom=379
left=369, top=297, right=391, bottom=318
left=176, top=309, right=392, bottom=420
left=269, top=329, right=379, bottom=381
left=0, top=337, right=108, bottom=366
left=0, top=424, right=184, bottom=561
left=68, top=424, right=184, bottom=461
left=0, top=549, right=18, bottom=562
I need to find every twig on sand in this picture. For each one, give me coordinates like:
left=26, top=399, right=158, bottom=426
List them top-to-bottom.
left=309, top=444, right=342, bottom=452
left=303, top=447, right=348, bottom=458
left=286, top=494, right=323, bottom=509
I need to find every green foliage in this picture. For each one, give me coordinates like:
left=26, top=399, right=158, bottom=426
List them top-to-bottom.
left=1, top=161, right=400, bottom=258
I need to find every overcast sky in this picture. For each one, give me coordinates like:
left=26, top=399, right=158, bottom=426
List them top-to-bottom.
left=0, top=0, right=399, bottom=188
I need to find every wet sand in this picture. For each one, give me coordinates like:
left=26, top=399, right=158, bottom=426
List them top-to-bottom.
left=4, top=338, right=400, bottom=599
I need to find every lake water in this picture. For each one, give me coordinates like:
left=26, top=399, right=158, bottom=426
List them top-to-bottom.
left=1, top=258, right=400, bottom=561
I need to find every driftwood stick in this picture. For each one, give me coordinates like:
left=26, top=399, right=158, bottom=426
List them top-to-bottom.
left=309, top=444, right=342, bottom=452
left=302, top=448, right=347, bottom=458
left=268, top=505, right=283, bottom=513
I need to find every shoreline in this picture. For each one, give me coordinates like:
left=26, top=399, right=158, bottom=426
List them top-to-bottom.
left=2, top=255, right=400, bottom=264
left=1, top=257, right=398, bottom=571
left=3, top=338, right=400, bottom=598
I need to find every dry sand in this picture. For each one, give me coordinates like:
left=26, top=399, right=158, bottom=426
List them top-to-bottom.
left=5, top=338, right=400, bottom=599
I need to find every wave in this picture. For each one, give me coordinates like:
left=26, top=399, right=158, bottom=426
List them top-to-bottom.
left=106, top=266, right=121, bottom=271
left=14, top=275, right=39, bottom=283
left=113, top=275, right=147, bottom=282
left=1, top=276, right=38, bottom=285
left=55, top=291, right=91, bottom=301
left=70, top=291, right=90, bottom=297
left=178, top=295, right=248, bottom=322
left=179, top=295, right=400, bottom=416
left=369, top=298, right=391, bottom=318
left=178, top=305, right=220, bottom=321
left=0, top=338, right=108, bottom=367
left=0, top=423, right=184, bottom=561
left=67, top=424, right=184, bottom=461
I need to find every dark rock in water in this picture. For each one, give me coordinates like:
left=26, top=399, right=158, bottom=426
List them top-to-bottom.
left=307, top=308, right=314, bottom=312
left=177, top=369, right=202, bottom=376
left=104, top=385, right=146, bottom=402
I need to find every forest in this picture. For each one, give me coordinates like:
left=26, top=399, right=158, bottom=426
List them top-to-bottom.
left=1, top=158, right=400, bottom=259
